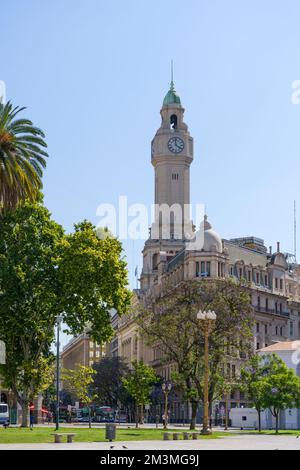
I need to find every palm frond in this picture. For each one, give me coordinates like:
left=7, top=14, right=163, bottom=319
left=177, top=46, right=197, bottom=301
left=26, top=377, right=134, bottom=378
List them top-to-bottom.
left=0, top=101, right=48, bottom=212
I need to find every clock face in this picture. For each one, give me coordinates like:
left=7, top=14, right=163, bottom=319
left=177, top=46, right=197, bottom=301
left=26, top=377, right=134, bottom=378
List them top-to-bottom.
left=168, top=137, right=184, bottom=154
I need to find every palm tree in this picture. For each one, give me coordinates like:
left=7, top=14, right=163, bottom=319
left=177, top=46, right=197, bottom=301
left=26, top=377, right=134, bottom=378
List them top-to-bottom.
left=0, top=101, right=48, bottom=212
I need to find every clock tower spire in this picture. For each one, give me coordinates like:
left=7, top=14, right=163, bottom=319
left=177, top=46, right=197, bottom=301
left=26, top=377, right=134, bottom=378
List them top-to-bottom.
left=140, top=80, right=194, bottom=290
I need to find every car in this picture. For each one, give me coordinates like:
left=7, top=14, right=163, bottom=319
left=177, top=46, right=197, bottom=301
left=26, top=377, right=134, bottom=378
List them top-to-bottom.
left=0, top=403, right=9, bottom=426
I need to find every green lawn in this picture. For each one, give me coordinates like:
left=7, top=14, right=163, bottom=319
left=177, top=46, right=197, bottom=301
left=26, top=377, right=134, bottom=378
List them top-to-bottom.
left=0, top=427, right=227, bottom=444
left=242, top=429, right=300, bottom=436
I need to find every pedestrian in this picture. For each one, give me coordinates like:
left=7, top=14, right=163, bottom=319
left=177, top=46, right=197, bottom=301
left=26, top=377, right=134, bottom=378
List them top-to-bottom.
left=30, top=409, right=34, bottom=431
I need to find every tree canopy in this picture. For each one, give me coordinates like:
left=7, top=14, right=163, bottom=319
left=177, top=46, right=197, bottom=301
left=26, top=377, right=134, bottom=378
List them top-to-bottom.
left=0, top=101, right=48, bottom=212
left=0, top=200, right=131, bottom=426
left=137, top=279, right=254, bottom=429
left=90, top=356, right=130, bottom=408
left=122, top=361, right=157, bottom=428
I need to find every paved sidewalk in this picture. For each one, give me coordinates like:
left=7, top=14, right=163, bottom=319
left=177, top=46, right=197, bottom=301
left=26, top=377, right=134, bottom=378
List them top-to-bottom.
left=0, top=434, right=300, bottom=450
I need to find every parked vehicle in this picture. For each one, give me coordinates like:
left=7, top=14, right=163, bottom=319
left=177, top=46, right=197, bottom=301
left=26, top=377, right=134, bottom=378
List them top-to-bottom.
left=0, top=403, right=9, bottom=425
left=93, top=406, right=115, bottom=423
left=115, top=411, right=128, bottom=423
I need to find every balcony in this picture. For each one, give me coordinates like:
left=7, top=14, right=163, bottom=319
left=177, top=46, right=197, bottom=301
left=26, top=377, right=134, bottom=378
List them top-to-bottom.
left=254, top=306, right=290, bottom=318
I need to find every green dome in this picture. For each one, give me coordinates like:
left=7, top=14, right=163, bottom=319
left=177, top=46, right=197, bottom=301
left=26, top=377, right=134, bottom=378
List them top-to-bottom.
left=163, top=81, right=182, bottom=107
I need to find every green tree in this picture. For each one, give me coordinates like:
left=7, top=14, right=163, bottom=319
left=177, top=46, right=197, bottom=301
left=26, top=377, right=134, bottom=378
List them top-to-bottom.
left=0, top=101, right=48, bottom=212
left=0, top=200, right=131, bottom=426
left=0, top=200, right=64, bottom=426
left=58, top=220, right=132, bottom=343
left=137, top=279, right=254, bottom=429
left=262, top=354, right=300, bottom=434
left=241, top=355, right=269, bottom=432
left=91, top=357, right=130, bottom=408
left=122, top=361, right=157, bottom=428
left=62, top=365, right=96, bottom=428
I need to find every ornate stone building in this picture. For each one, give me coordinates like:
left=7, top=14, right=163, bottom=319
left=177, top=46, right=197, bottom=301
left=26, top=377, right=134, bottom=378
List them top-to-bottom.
left=116, top=80, right=300, bottom=419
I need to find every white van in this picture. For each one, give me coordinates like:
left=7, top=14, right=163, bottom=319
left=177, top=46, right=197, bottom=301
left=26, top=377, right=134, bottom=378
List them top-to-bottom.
left=0, top=403, right=9, bottom=425
left=229, top=408, right=275, bottom=430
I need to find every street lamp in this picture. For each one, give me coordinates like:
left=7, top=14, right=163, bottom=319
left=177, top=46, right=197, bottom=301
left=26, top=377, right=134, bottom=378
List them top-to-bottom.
left=197, top=310, right=217, bottom=435
left=55, top=314, right=63, bottom=431
left=161, top=382, right=172, bottom=429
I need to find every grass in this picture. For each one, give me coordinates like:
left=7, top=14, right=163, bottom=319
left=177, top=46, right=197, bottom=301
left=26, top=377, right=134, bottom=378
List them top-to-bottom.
left=0, top=427, right=228, bottom=444
left=241, top=429, right=300, bottom=436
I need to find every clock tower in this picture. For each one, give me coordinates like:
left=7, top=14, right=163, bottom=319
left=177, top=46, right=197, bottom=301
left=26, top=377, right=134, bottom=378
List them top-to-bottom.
left=140, top=79, right=195, bottom=290
left=151, top=79, right=194, bottom=238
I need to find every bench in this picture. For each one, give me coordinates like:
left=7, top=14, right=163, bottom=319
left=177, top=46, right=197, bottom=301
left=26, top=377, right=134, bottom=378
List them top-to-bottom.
left=163, top=431, right=200, bottom=441
left=183, top=432, right=192, bottom=440
left=52, top=433, right=76, bottom=443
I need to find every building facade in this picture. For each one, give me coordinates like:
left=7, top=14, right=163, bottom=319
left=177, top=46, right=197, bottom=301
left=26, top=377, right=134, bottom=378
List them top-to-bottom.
left=116, top=80, right=300, bottom=420
left=61, top=333, right=106, bottom=371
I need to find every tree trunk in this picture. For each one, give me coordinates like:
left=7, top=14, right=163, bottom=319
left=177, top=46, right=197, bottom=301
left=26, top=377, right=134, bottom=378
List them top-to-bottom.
left=21, top=401, right=29, bottom=428
left=190, top=401, right=198, bottom=430
left=208, top=401, right=213, bottom=429
left=135, top=403, right=139, bottom=429
left=140, top=404, right=144, bottom=424
left=88, top=406, right=92, bottom=429
left=257, top=408, right=261, bottom=432
left=275, top=413, right=279, bottom=434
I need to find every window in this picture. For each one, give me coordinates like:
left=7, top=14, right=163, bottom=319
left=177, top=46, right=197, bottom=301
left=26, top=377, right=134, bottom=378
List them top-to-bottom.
left=170, top=114, right=178, bottom=129
left=172, top=173, right=179, bottom=181
left=152, top=253, right=159, bottom=270
left=201, top=261, right=205, bottom=275
left=196, top=262, right=200, bottom=278
left=206, top=262, right=211, bottom=277
left=239, top=268, right=243, bottom=278
left=248, top=271, right=251, bottom=282
left=256, top=272, right=260, bottom=284
left=265, top=275, right=268, bottom=286
left=275, top=278, right=278, bottom=289
left=280, top=279, right=283, bottom=290
left=257, top=296, right=261, bottom=309
left=266, top=298, right=269, bottom=312
left=275, top=302, right=278, bottom=313
left=280, top=303, right=283, bottom=314
left=290, top=322, right=294, bottom=337
left=256, top=323, right=260, bottom=333
left=265, top=324, right=268, bottom=335
left=275, top=326, right=278, bottom=335
left=280, top=327, right=283, bottom=336
left=89, top=341, right=94, bottom=348
left=256, top=342, right=260, bottom=350
left=96, top=350, right=100, bottom=358
left=89, top=351, right=94, bottom=358
left=232, top=365, right=236, bottom=378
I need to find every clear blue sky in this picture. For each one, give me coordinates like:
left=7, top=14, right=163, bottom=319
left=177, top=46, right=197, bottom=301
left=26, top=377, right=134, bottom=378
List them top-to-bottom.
left=1, top=0, right=300, bottom=291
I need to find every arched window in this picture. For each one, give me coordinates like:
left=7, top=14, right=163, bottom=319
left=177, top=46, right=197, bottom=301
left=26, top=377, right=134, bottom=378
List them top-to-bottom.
left=170, top=114, right=178, bottom=130
left=152, top=253, right=159, bottom=271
